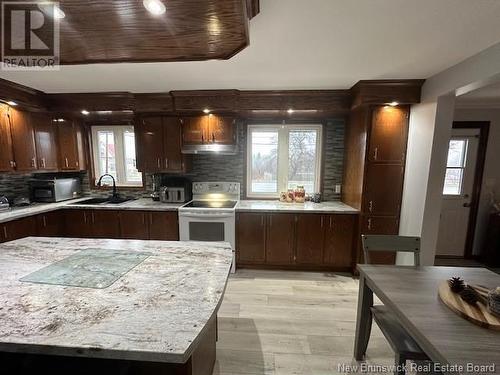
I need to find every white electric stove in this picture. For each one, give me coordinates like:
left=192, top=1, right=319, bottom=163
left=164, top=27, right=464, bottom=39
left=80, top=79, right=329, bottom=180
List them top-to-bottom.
left=178, top=182, right=240, bottom=273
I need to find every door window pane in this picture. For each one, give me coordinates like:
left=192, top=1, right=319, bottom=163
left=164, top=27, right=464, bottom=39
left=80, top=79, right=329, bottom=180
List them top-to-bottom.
left=288, top=129, right=318, bottom=192
left=250, top=131, right=278, bottom=193
left=446, top=140, right=466, bottom=167
left=443, top=168, right=463, bottom=195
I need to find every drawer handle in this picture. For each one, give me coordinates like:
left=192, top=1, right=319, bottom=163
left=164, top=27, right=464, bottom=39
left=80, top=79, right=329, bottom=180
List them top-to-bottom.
left=373, top=147, right=378, bottom=160
left=368, top=200, right=373, bottom=213
left=367, top=218, right=372, bottom=231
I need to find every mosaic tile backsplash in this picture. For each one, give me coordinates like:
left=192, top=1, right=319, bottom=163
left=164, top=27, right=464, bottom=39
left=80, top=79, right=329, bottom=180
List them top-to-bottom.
left=0, top=119, right=345, bottom=202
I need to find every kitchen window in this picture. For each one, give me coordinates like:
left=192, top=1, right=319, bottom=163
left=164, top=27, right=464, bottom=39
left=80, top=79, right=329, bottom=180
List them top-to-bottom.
left=246, top=124, right=322, bottom=198
left=91, top=126, right=142, bottom=187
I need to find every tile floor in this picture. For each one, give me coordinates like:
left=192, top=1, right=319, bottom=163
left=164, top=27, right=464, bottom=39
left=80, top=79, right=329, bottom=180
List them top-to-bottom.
left=212, top=269, right=394, bottom=375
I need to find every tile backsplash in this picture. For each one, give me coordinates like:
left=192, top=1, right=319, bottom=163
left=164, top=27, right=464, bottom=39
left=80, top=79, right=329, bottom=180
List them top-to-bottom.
left=0, top=118, right=345, bottom=202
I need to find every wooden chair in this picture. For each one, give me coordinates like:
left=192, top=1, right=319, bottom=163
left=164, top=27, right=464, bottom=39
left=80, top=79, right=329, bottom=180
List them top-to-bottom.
left=361, top=235, right=430, bottom=375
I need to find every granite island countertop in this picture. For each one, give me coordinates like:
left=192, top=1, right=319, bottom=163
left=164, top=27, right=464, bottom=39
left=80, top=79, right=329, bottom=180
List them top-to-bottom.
left=235, top=200, right=359, bottom=213
left=0, top=237, right=232, bottom=363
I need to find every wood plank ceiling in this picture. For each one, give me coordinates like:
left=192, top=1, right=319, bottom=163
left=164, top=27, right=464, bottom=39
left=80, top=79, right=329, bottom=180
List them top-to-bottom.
left=52, top=0, right=258, bottom=64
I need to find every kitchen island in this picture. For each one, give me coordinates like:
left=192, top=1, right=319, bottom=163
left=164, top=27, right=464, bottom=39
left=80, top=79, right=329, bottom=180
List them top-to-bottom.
left=0, top=237, right=232, bottom=375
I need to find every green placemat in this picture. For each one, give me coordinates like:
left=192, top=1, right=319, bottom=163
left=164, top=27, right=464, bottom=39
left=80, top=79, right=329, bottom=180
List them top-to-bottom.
left=20, top=249, right=151, bottom=289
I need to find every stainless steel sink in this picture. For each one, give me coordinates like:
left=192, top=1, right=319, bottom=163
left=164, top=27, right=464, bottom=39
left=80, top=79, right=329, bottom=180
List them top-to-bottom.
left=70, top=197, right=133, bottom=205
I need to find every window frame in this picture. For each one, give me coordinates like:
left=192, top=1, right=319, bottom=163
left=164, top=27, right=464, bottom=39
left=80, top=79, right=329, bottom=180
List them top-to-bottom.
left=246, top=123, right=323, bottom=199
left=91, top=125, right=143, bottom=187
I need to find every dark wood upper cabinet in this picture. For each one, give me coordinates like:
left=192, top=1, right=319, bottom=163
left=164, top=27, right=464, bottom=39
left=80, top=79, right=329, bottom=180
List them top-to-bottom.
left=0, top=106, right=15, bottom=171
left=368, top=106, right=409, bottom=163
left=9, top=109, right=37, bottom=171
left=32, top=113, right=59, bottom=170
left=135, top=116, right=190, bottom=173
left=136, top=116, right=164, bottom=172
left=181, top=116, right=208, bottom=144
left=208, top=116, right=236, bottom=144
left=164, top=117, right=185, bottom=172
left=58, top=120, right=86, bottom=171
left=364, top=164, right=405, bottom=216
left=149, top=212, right=179, bottom=241
left=237, top=213, right=267, bottom=264
left=265, top=213, right=295, bottom=265
left=295, top=214, right=325, bottom=265
left=323, top=215, right=355, bottom=268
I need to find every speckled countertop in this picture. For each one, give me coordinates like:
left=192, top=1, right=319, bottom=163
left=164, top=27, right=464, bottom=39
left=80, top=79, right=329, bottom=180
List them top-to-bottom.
left=0, top=198, right=183, bottom=224
left=0, top=198, right=359, bottom=224
left=235, top=200, right=359, bottom=213
left=0, top=237, right=232, bottom=363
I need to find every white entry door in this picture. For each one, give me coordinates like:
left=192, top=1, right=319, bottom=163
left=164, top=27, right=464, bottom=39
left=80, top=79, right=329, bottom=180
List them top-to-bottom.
left=436, top=129, right=480, bottom=257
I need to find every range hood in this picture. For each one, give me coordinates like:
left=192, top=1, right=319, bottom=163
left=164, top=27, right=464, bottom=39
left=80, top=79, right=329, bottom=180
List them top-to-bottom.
left=181, top=143, right=238, bottom=155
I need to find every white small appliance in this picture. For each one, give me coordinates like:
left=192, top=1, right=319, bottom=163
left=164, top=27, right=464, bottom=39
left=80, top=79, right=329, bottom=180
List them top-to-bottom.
left=178, top=182, right=240, bottom=273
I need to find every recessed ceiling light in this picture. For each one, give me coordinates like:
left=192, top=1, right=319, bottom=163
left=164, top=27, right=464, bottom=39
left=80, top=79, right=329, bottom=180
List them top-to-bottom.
left=143, top=0, right=166, bottom=15
left=6, top=101, right=17, bottom=106
left=389, top=101, right=399, bottom=107
left=203, top=108, right=211, bottom=114
left=287, top=108, right=294, bottom=114
left=81, top=109, right=90, bottom=115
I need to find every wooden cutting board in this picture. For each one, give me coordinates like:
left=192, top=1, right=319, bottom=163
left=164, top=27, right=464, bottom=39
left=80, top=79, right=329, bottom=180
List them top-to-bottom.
left=438, top=281, right=500, bottom=330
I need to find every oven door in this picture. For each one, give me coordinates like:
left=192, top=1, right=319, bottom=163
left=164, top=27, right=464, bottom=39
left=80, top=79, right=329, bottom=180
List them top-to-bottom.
left=178, top=211, right=235, bottom=249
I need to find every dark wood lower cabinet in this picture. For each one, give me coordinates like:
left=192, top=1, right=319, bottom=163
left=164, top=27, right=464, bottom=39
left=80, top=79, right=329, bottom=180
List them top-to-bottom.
left=88, top=210, right=121, bottom=238
left=36, top=211, right=63, bottom=237
left=119, top=211, right=149, bottom=240
left=149, top=211, right=179, bottom=240
left=237, top=212, right=357, bottom=271
left=236, top=213, right=266, bottom=264
left=265, top=213, right=295, bottom=266
left=295, top=214, right=324, bottom=265
left=323, top=215, right=356, bottom=268
left=360, top=215, right=399, bottom=264
left=0, top=216, right=37, bottom=243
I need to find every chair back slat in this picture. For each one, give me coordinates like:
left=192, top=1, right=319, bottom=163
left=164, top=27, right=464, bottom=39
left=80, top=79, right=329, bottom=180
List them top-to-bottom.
left=362, top=235, right=420, bottom=266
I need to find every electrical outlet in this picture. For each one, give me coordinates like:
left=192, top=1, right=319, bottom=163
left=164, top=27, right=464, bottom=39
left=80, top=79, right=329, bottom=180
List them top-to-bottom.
left=335, top=184, right=341, bottom=194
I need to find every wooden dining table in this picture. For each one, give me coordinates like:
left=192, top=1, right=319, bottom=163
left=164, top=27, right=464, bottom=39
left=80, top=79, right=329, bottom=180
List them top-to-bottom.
left=354, top=265, right=500, bottom=375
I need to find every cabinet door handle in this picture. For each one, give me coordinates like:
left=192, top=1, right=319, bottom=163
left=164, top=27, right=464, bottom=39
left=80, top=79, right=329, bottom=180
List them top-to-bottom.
left=212, top=132, right=215, bottom=142
left=201, top=133, right=204, bottom=143
left=373, top=147, right=378, bottom=161
left=31, top=157, right=36, bottom=168
left=65, top=157, right=69, bottom=168
left=41, top=158, right=46, bottom=168
left=157, top=158, right=161, bottom=169
left=165, top=158, right=169, bottom=169
left=9, top=160, right=15, bottom=168
left=368, top=200, right=373, bottom=213
left=83, top=211, right=87, bottom=224
left=92, top=212, right=95, bottom=224
left=42, top=215, right=47, bottom=227
left=261, top=215, right=264, bottom=226
left=269, top=215, right=272, bottom=227
left=320, top=216, right=324, bottom=228
left=329, top=216, right=333, bottom=228
left=367, top=218, right=372, bottom=231
left=3, top=226, right=7, bottom=239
